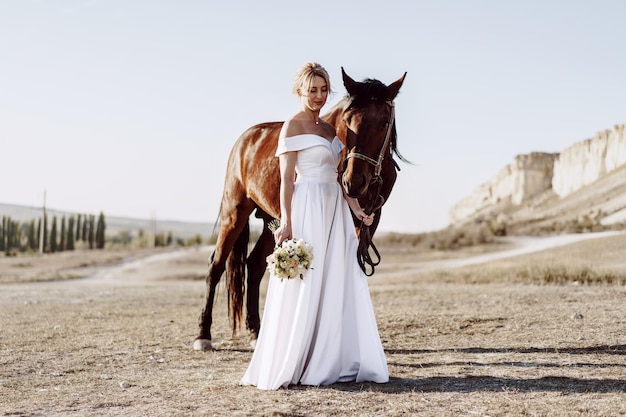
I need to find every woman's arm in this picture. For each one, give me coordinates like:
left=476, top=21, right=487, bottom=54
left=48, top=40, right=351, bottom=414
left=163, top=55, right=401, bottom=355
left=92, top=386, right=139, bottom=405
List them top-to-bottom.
left=274, top=151, right=297, bottom=244
left=343, top=190, right=375, bottom=226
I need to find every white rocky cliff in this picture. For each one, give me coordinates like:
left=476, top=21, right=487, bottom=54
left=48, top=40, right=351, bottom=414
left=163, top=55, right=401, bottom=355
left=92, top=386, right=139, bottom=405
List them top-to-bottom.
left=449, top=123, right=626, bottom=224
left=553, top=124, right=626, bottom=197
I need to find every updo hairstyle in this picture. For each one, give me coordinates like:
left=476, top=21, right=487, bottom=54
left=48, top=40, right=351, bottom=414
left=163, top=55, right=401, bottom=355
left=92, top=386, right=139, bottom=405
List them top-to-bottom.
left=292, top=62, right=331, bottom=96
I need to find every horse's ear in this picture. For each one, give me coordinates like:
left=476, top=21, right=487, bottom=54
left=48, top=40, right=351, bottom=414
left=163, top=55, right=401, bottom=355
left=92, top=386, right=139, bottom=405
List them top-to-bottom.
left=342, top=67, right=359, bottom=96
left=386, top=72, right=407, bottom=101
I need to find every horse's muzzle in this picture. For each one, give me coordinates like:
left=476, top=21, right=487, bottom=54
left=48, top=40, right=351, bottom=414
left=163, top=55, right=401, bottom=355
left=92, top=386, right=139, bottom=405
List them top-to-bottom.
left=342, top=173, right=369, bottom=198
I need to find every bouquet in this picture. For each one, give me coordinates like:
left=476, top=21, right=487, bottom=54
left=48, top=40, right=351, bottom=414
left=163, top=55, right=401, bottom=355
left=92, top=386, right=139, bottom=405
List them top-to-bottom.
left=266, top=219, right=314, bottom=281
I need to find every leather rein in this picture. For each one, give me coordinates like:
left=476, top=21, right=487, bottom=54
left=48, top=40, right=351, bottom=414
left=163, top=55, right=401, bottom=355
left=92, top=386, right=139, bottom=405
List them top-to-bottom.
left=343, top=100, right=395, bottom=276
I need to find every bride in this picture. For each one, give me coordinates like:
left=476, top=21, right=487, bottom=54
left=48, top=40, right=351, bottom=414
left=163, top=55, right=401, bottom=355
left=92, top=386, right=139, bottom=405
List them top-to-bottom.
left=240, top=62, right=389, bottom=390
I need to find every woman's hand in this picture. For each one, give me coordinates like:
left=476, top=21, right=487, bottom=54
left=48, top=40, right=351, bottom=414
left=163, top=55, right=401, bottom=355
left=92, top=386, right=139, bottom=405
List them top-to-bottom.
left=344, top=193, right=375, bottom=227
left=353, top=208, right=375, bottom=227
left=274, top=223, right=292, bottom=245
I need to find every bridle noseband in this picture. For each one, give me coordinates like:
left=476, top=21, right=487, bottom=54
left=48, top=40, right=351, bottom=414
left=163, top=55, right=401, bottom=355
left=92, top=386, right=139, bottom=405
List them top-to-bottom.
left=342, top=100, right=396, bottom=276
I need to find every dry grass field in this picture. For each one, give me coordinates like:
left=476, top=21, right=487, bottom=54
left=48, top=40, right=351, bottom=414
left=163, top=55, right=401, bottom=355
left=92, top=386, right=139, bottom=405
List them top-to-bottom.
left=1, top=233, right=625, bottom=416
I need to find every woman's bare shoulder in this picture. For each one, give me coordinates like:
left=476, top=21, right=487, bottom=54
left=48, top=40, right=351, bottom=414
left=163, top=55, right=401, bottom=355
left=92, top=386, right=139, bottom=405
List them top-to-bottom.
left=280, top=116, right=308, bottom=138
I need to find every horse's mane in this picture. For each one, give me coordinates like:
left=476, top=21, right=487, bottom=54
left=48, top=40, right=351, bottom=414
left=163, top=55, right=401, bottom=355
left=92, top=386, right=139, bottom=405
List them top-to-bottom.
left=345, top=78, right=410, bottom=166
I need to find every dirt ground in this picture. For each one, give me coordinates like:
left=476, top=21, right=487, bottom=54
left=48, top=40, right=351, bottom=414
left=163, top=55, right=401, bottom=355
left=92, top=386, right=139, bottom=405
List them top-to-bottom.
left=1, top=235, right=625, bottom=416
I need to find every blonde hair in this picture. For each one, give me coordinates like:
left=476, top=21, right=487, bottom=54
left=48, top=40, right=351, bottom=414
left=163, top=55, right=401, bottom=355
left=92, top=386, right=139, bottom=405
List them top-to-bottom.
left=292, top=62, right=331, bottom=95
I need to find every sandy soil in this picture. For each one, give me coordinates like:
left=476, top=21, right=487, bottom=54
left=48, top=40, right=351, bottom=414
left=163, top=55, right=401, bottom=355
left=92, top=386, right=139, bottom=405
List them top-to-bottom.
left=1, top=232, right=625, bottom=416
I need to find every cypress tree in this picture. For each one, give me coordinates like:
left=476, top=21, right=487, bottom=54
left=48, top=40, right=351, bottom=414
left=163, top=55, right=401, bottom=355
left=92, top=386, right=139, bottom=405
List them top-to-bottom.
left=95, top=212, right=106, bottom=249
left=43, top=214, right=48, bottom=253
left=76, top=214, right=82, bottom=241
left=82, top=215, right=88, bottom=242
left=88, top=215, right=95, bottom=249
left=0, top=216, right=5, bottom=252
left=50, top=216, right=58, bottom=253
left=60, top=216, right=66, bottom=252
left=67, top=216, right=75, bottom=251
left=4, top=217, right=12, bottom=254
left=6, top=217, right=18, bottom=254
left=36, top=218, right=41, bottom=251
left=9, top=220, right=16, bottom=252
left=15, top=220, right=22, bottom=251
left=15, top=220, right=24, bottom=252
left=28, top=220, right=37, bottom=251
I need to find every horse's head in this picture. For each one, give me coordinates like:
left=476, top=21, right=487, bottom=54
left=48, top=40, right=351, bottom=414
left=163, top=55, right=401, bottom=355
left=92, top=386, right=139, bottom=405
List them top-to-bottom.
left=339, top=68, right=407, bottom=199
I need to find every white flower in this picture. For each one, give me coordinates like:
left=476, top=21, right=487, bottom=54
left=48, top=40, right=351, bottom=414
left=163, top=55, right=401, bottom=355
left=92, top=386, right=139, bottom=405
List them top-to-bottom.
left=266, top=238, right=314, bottom=281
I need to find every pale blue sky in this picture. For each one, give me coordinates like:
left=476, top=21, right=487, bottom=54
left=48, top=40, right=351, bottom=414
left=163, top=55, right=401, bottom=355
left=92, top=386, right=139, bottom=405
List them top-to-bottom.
left=1, top=0, right=625, bottom=233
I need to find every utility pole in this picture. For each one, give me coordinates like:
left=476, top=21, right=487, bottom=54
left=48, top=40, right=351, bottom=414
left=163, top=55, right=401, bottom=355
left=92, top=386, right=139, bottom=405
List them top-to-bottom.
left=39, top=189, right=46, bottom=254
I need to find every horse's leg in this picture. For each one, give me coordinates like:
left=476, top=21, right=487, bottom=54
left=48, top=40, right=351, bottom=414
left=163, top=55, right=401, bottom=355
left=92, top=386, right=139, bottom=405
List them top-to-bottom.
left=194, top=195, right=254, bottom=351
left=245, top=217, right=275, bottom=347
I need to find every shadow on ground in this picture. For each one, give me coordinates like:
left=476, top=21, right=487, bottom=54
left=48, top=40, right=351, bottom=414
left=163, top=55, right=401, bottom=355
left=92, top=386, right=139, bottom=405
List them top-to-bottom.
left=288, top=345, right=626, bottom=394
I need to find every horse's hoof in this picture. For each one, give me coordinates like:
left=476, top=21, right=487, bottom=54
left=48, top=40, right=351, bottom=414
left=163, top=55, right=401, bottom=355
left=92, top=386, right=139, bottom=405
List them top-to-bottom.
left=248, top=331, right=258, bottom=349
left=193, top=339, right=213, bottom=351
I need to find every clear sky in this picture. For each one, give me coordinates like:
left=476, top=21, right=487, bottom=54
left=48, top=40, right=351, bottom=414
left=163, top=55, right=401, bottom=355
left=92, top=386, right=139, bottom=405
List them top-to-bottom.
left=1, top=0, right=625, bottom=233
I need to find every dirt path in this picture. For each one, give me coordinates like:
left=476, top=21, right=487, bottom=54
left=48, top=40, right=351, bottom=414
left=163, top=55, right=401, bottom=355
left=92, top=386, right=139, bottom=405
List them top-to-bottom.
left=400, top=230, right=626, bottom=272
left=7, top=231, right=622, bottom=286
left=86, top=246, right=213, bottom=284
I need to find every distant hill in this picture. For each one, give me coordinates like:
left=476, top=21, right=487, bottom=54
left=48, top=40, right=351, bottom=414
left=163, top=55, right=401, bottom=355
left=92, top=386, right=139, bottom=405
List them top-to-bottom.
left=449, top=123, right=626, bottom=235
left=0, top=203, right=215, bottom=240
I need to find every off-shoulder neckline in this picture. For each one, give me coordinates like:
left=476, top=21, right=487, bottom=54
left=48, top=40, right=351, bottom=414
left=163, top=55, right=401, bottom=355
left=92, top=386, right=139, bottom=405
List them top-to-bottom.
left=283, top=133, right=338, bottom=144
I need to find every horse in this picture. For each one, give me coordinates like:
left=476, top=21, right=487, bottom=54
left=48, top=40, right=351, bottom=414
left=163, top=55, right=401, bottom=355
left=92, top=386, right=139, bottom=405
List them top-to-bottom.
left=193, top=68, right=407, bottom=351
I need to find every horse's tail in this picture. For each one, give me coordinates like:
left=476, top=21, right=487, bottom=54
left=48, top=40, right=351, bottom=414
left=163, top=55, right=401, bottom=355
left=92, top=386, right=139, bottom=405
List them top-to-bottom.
left=225, top=219, right=249, bottom=336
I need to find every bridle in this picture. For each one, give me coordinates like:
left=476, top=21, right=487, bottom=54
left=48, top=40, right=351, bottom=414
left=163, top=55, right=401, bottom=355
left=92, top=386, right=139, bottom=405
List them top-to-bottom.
left=342, top=100, right=396, bottom=276
left=344, top=101, right=395, bottom=180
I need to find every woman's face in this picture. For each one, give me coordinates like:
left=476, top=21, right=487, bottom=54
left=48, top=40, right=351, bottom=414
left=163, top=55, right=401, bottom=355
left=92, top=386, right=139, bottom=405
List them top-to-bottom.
left=299, top=75, right=328, bottom=112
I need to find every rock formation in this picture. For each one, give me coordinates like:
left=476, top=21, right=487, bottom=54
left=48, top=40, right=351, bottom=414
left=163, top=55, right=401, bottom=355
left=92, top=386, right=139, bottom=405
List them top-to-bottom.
left=450, top=124, right=626, bottom=225
left=553, top=124, right=626, bottom=197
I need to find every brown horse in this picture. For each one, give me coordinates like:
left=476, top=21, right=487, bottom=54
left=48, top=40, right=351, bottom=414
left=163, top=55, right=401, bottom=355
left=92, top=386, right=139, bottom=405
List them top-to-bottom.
left=193, top=68, right=407, bottom=351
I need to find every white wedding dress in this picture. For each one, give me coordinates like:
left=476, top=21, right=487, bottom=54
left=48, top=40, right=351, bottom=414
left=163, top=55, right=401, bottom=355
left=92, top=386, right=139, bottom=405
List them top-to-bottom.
left=240, top=134, right=389, bottom=390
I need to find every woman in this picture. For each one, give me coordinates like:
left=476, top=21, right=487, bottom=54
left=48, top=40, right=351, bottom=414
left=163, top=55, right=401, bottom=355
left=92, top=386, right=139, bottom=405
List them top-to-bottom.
left=240, top=62, right=388, bottom=390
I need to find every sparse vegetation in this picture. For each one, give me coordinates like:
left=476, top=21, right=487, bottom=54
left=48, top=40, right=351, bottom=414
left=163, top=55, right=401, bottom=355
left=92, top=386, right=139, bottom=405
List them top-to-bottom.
left=376, top=213, right=626, bottom=256
left=376, top=221, right=497, bottom=251
left=1, top=235, right=625, bottom=416
left=428, top=263, right=626, bottom=286
left=527, top=265, right=625, bottom=285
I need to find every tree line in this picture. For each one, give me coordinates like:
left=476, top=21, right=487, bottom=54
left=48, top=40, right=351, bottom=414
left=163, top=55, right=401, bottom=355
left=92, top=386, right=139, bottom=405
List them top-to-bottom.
left=0, top=212, right=106, bottom=255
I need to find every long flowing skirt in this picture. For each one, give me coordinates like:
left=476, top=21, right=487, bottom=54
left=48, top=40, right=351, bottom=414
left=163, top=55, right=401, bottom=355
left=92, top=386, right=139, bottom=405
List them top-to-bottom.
left=240, top=180, right=388, bottom=390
